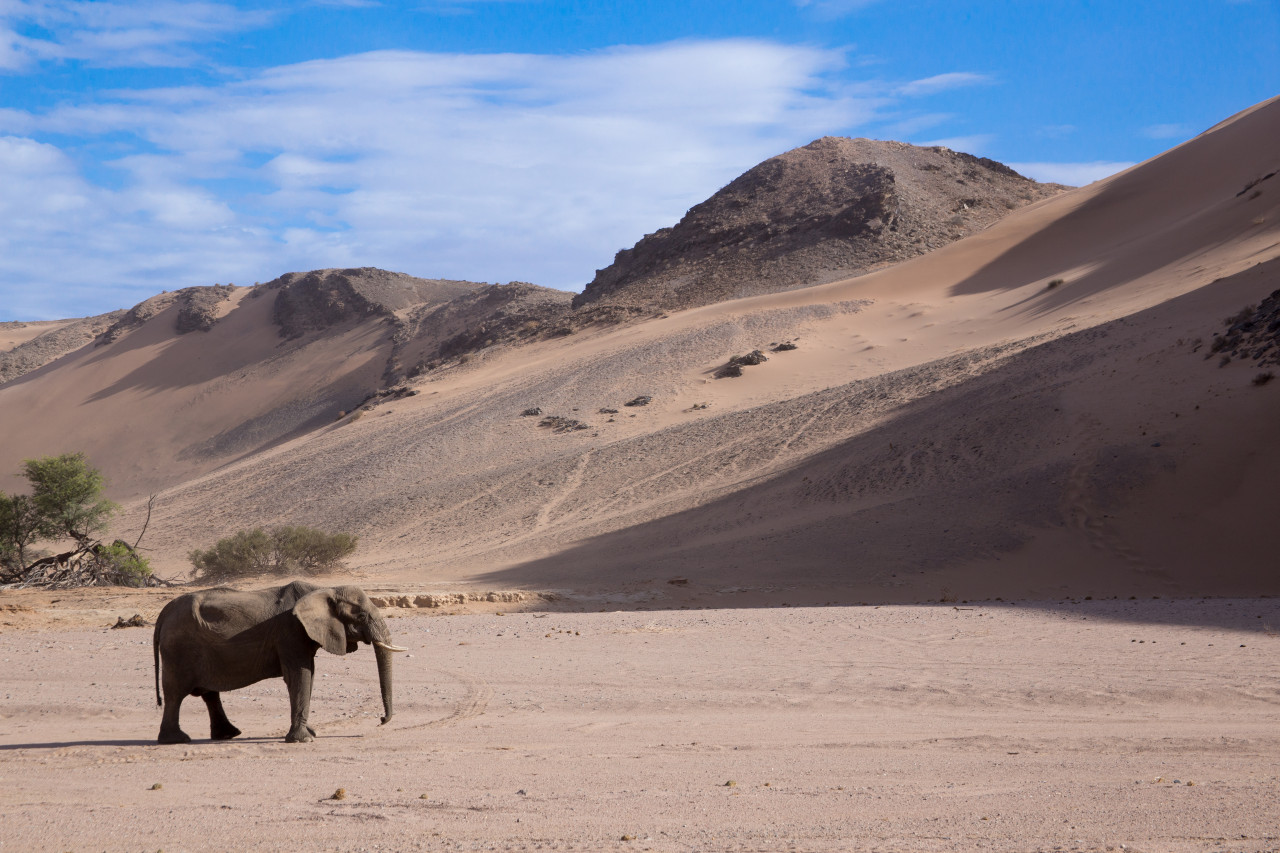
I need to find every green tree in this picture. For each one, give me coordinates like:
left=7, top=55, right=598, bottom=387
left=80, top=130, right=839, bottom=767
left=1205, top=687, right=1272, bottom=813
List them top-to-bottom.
left=22, top=452, right=119, bottom=545
left=0, top=493, right=48, bottom=570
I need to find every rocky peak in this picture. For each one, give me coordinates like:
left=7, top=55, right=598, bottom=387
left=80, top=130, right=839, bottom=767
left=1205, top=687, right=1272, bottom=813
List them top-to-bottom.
left=574, top=137, right=1066, bottom=312
left=267, top=268, right=487, bottom=339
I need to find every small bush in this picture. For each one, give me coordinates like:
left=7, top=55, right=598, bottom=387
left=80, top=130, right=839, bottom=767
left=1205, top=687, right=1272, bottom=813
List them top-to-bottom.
left=189, top=526, right=358, bottom=581
left=189, top=528, right=272, bottom=578
left=97, top=541, right=153, bottom=587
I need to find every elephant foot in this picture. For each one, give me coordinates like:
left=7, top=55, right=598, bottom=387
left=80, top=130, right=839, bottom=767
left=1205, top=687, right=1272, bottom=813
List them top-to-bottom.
left=211, top=722, right=242, bottom=741
left=285, top=727, right=314, bottom=743
left=157, top=728, right=192, bottom=745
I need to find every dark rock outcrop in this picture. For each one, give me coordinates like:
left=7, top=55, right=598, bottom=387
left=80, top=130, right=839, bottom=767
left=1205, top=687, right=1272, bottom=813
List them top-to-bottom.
left=266, top=267, right=485, bottom=340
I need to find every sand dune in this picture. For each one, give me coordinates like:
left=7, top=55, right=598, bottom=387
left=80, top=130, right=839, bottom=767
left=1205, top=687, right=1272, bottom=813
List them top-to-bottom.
left=0, top=96, right=1277, bottom=603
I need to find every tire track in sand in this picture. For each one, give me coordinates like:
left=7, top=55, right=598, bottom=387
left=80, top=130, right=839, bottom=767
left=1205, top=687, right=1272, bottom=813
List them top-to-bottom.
left=532, top=449, right=594, bottom=532
left=390, top=669, right=493, bottom=732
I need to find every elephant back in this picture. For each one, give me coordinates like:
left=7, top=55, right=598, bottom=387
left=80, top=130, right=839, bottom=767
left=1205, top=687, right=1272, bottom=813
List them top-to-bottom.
left=189, top=588, right=290, bottom=639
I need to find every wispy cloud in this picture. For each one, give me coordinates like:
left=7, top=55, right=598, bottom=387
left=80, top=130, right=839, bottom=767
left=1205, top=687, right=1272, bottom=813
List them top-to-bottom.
left=0, top=0, right=272, bottom=70
left=793, top=0, right=884, bottom=19
left=1, top=40, right=899, bottom=318
left=897, top=71, right=992, bottom=97
left=1143, top=123, right=1192, bottom=140
left=1037, top=124, right=1077, bottom=139
left=916, top=134, right=995, bottom=155
left=1007, top=161, right=1135, bottom=186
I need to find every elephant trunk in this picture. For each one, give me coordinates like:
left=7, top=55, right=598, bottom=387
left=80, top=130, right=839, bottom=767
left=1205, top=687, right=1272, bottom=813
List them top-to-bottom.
left=368, top=614, right=401, bottom=725
left=374, top=641, right=394, bottom=724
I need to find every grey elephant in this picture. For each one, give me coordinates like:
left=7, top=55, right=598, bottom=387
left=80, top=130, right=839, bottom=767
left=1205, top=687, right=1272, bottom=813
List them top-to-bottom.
left=152, top=580, right=405, bottom=744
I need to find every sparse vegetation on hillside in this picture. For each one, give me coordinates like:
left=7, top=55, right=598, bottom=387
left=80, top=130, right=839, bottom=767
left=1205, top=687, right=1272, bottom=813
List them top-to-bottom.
left=0, top=453, right=155, bottom=588
left=189, top=525, right=357, bottom=581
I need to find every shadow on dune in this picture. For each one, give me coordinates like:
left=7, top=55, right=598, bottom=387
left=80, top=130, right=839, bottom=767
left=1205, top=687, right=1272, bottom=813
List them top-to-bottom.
left=475, top=293, right=1279, bottom=626
left=83, top=309, right=389, bottom=404
left=983, top=597, right=1280, bottom=633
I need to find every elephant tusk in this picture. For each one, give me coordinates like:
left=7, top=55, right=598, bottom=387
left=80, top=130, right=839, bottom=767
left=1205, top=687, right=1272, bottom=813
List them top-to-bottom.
left=374, top=641, right=408, bottom=652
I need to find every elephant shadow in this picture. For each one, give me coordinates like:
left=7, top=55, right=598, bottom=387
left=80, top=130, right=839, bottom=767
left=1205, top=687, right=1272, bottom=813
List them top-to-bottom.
left=0, top=736, right=288, bottom=751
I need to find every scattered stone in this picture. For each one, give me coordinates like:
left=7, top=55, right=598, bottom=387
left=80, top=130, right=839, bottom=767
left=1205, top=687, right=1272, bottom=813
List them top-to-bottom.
left=772, top=341, right=798, bottom=351
left=717, top=349, right=769, bottom=378
left=624, top=395, right=652, bottom=407
left=521, top=407, right=543, bottom=416
left=598, top=407, right=619, bottom=414
left=668, top=577, right=689, bottom=586
left=111, top=614, right=149, bottom=629
left=723, top=780, right=737, bottom=787
left=150, top=783, right=163, bottom=791
left=331, top=788, right=347, bottom=801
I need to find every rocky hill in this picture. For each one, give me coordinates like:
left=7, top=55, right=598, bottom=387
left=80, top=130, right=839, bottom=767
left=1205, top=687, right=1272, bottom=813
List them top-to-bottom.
left=574, top=137, right=1066, bottom=312
left=257, top=268, right=576, bottom=382
left=264, top=268, right=486, bottom=339
left=0, top=311, right=125, bottom=383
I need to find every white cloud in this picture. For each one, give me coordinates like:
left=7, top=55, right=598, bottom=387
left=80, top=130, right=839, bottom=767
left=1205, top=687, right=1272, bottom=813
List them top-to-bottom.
left=0, top=0, right=271, bottom=69
left=0, top=40, right=898, bottom=319
left=898, top=72, right=992, bottom=97
left=1143, top=123, right=1192, bottom=140
left=916, top=134, right=995, bottom=155
left=1006, top=161, right=1135, bottom=187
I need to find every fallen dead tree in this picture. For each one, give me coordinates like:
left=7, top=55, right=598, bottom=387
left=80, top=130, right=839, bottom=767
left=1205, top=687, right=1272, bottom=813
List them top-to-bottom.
left=0, top=539, right=170, bottom=590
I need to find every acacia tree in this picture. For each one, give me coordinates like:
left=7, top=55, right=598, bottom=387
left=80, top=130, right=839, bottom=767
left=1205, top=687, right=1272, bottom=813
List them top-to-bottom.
left=23, top=452, right=119, bottom=546
left=1, top=453, right=153, bottom=587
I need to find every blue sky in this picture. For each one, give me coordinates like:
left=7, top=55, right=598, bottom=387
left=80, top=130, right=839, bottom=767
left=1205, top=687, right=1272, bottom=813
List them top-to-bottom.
left=1, top=1, right=1276, bottom=321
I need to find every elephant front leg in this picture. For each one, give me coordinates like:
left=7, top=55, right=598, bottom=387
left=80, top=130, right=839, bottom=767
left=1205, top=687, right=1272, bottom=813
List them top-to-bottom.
left=282, top=661, right=316, bottom=743
left=202, top=692, right=242, bottom=741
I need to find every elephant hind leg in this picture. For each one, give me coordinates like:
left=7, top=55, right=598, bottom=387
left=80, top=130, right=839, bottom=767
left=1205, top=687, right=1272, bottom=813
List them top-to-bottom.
left=157, top=681, right=191, bottom=745
left=203, top=692, right=242, bottom=741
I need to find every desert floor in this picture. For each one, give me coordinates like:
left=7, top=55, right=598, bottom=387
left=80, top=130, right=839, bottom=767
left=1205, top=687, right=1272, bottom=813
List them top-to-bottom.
left=1, top=593, right=1278, bottom=852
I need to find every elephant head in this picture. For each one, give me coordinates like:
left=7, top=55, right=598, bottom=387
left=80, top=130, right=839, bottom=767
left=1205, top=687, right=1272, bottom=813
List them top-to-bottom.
left=292, top=585, right=405, bottom=724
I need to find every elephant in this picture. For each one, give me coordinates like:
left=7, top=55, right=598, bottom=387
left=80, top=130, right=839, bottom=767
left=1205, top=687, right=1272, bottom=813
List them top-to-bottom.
left=152, top=580, right=406, bottom=744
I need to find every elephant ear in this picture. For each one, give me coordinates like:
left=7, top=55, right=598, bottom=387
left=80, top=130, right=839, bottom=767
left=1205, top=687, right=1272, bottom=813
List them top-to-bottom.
left=292, top=589, right=348, bottom=656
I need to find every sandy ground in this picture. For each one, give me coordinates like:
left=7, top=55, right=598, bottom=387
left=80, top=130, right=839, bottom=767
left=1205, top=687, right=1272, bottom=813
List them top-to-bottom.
left=2, top=593, right=1278, bottom=852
